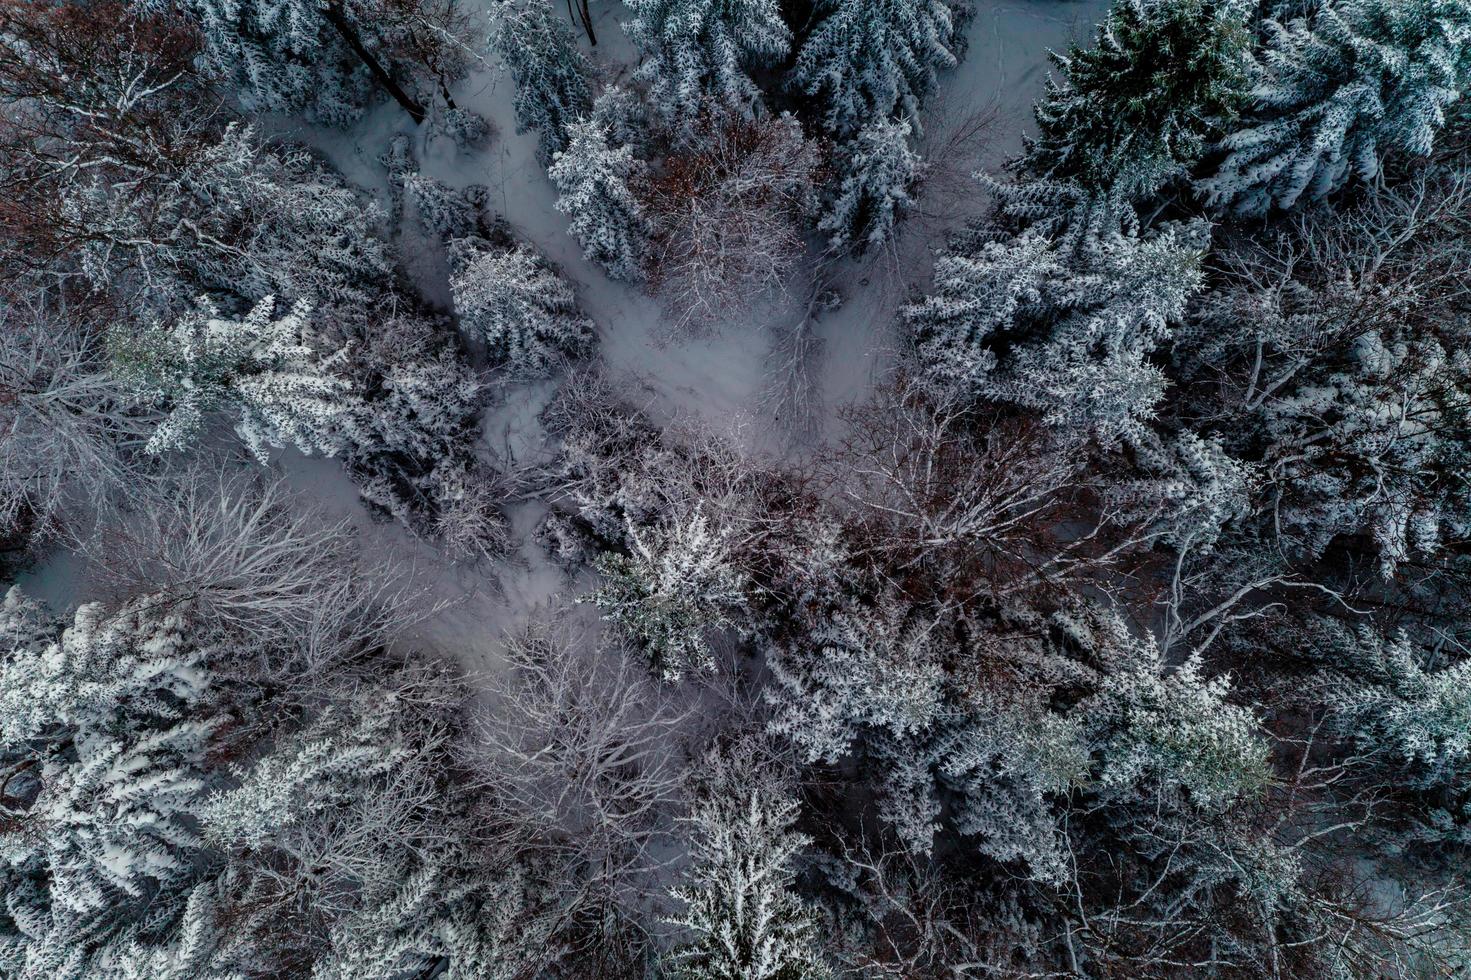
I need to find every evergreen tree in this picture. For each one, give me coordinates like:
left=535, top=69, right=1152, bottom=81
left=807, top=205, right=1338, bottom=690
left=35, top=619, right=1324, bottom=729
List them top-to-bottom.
left=490, top=0, right=593, bottom=165
left=623, top=0, right=791, bottom=138
left=791, top=0, right=956, bottom=137
left=1005, top=0, right=1252, bottom=242
left=1201, top=0, right=1471, bottom=214
left=549, top=117, right=652, bottom=282
left=819, top=119, right=925, bottom=252
left=403, top=173, right=479, bottom=237
left=905, top=221, right=1207, bottom=445
left=448, top=239, right=597, bottom=377
left=111, top=295, right=361, bottom=462
left=587, top=508, right=747, bottom=680
left=0, top=591, right=224, bottom=963
left=664, top=749, right=831, bottom=980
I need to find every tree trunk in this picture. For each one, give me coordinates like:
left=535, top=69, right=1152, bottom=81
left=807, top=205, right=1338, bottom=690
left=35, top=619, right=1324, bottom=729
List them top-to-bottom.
left=323, top=0, right=427, bottom=124
left=566, top=0, right=596, bottom=46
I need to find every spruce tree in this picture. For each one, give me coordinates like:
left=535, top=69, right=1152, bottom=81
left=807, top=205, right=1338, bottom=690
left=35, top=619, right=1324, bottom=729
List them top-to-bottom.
left=490, top=0, right=593, bottom=165
left=623, top=0, right=791, bottom=138
left=792, top=0, right=956, bottom=137
left=1003, top=0, right=1252, bottom=245
left=1201, top=0, right=1471, bottom=214
left=549, top=117, right=652, bottom=282
left=111, top=295, right=361, bottom=463
left=664, top=749, right=831, bottom=980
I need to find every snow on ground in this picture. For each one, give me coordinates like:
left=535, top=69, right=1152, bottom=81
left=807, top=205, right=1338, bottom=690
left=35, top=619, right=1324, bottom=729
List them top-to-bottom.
left=23, top=0, right=1110, bottom=677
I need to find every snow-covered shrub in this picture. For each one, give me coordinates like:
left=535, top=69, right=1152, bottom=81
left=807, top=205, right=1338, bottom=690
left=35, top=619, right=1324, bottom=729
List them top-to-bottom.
left=439, top=106, right=493, bottom=150
left=404, top=173, right=481, bottom=238
left=448, top=238, right=597, bottom=377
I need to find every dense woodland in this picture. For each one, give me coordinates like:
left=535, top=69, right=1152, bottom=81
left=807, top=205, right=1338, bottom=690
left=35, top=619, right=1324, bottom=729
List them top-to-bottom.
left=2, top=0, right=1471, bottom=975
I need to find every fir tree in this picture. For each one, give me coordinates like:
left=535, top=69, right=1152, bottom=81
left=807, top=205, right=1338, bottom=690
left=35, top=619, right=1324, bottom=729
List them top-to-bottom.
left=490, top=0, right=593, bottom=165
left=623, top=0, right=792, bottom=138
left=791, top=0, right=956, bottom=137
left=1007, top=0, right=1252, bottom=241
left=1201, top=0, right=1471, bottom=214
left=549, top=117, right=652, bottom=282
left=819, top=119, right=925, bottom=252
left=448, top=239, right=597, bottom=377
left=111, top=295, right=361, bottom=463
left=587, top=508, right=747, bottom=681
left=664, top=748, right=832, bottom=980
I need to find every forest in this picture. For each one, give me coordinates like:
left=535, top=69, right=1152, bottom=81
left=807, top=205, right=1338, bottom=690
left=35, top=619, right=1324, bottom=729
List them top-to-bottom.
left=1, top=0, right=1470, bottom=976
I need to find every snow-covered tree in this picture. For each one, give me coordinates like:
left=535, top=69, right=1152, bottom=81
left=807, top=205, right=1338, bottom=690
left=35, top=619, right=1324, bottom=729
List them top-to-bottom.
left=173, top=0, right=471, bottom=126
left=489, top=0, right=593, bottom=165
left=623, top=0, right=792, bottom=138
left=791, top=0, right=956, bottom=137
left=1003, top=0, right=1251, bottom=241
left=1201, top=0, right=1471, bottom=214
left=642, top=114, right=820, bottom=328
left=550, top=117, right=652, bottom=282
left=819, top=119, right=925, bottom=252
left=403, top=173, right=480, bottom=237
left=906, top=221, right=1207, bottom=444
left=448, top=239, right=597, bottom=377
left=111, top=295, right=361, bottom=463
left=0, top=300, right=158, bottom=541
left=588, top=507, right=748, bottom=680
left=0, top=591, right=224, bottom=956
left=766, top=602, right=945, bottom=766
left=1323, top=627, right=1471, bottom=794
left=1086, top=637, right=1270, bottom=809
left=201, top=688, right=450, bottom=923
left=664, top=748, right=832, bottom=980
left=309, top=853, right=552, bottom=980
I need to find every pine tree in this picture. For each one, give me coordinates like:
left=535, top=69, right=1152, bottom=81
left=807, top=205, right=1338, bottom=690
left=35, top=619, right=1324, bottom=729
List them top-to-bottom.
left=490, top=0, right=593, bottom=165
left=623, top=0, right=792, bottom=138
left=791, top=0, right=956, bottom=137
left=1007, top=0, right=1252, bottom=241
left=1201, top=0, right=1471, bottom=215
left=550, top=117, right=652, bottom=282
left=819, top=119, right=925, bottom=252
left=448, top=239, right=596, bottom=377
left=110, top=294, right=361, bottom=463
left=587, top=508, right=747, bottom=680
left=664, top=749, right=831, bottom=980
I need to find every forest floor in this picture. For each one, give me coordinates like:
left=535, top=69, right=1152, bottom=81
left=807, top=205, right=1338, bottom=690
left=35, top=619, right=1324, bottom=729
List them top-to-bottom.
left=18, top=0, right=1110, bottom=680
